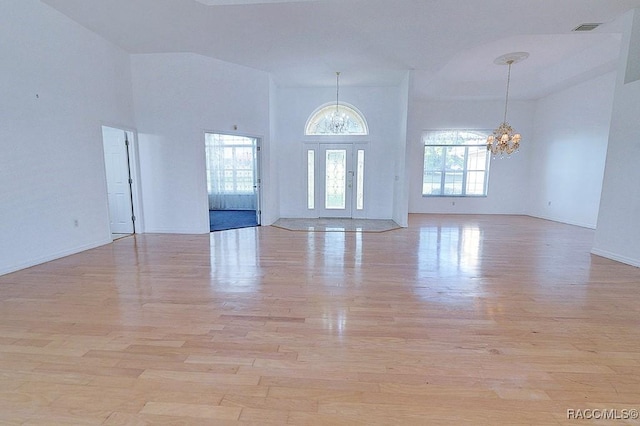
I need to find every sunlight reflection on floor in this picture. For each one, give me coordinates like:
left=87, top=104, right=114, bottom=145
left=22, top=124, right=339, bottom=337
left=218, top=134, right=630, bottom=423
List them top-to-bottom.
left=272, top=218, right=401, bottom=232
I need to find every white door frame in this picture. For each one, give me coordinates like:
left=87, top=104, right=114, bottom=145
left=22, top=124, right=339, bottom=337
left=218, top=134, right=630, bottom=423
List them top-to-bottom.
left=203, top=131, right=262, bottom=226
left=305, top=142, right=368, bottom=219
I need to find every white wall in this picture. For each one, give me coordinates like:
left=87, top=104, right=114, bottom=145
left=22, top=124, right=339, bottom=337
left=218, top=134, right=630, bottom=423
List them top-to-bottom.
left=0, top=1, right=135, bottom=275
left=593, top=9, right=640, bottom=267
left=130, top=53, right=271, bottom=233
left=528, top=72, right=616, bottom=228
left=392, top=73, right=412, bottom=227
left=264, top=77, right=280, bottom=225
left=274, top=84, right=406, bottom=220
left=408, top=100, right=534, bottom=214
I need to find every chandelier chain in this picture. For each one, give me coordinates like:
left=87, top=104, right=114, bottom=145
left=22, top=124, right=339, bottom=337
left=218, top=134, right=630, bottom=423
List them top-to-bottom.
left=503, top=61, right=513, bottom=124
left=328, top=71, right=348, bottom=133
left=335, top=72, right=340, bottom=112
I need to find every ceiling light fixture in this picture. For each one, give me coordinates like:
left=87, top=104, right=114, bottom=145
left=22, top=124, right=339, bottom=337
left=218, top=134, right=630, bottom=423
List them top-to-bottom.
left=487, top=52, right=529, bottom=158
left=328, top=71, right=348, bottom=134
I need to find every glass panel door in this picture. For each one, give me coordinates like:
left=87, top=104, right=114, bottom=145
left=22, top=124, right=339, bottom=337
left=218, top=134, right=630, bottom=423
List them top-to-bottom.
left=317, top=144, right=354, bottom=218
left=325, top=149, right=347, bottom=210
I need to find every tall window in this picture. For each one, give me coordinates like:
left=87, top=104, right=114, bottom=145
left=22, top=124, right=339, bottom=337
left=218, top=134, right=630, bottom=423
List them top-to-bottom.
left=422, top=130, right=490, bottom=197
left=205, top=133, right=257, bottom=210
left=307, top=150, right=315, bottom=209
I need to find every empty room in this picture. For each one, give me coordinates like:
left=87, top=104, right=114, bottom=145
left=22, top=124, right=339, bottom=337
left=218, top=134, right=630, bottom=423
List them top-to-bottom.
left=1, top=0, right=640, bottom=424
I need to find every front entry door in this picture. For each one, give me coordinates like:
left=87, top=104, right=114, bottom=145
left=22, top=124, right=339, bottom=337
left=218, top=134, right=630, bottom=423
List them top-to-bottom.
left=318, top=144, right=355, bottom=218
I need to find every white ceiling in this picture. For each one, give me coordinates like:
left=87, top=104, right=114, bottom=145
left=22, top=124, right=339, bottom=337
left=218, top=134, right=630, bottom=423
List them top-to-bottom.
left=41, top=0, right=640, bottom=100
left=193, top=0, right=318, bottom=5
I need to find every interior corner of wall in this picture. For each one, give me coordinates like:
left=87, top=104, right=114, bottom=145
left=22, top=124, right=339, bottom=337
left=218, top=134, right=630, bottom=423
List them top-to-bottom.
left=623, top=9, right=640, bottom=84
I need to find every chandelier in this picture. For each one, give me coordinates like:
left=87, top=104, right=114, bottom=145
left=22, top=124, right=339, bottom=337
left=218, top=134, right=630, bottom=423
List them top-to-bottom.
left=487, top=52, right=528, bottom=158
left=328, top=71, right=349, bottom=133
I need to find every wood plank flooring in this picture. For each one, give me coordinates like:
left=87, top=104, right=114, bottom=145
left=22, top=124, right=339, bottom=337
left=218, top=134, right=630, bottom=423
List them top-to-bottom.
left=1, top=214, right=639, bottom=425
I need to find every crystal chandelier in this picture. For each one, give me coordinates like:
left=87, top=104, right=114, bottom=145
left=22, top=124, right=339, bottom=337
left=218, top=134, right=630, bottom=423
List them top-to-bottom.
left=487, top=52, right=528, bottom=158
left=328, top=72, right=349, bottom=133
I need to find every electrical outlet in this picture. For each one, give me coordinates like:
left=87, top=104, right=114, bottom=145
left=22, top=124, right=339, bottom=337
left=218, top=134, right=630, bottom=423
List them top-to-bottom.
left=74, top=219, right=79, bottom=227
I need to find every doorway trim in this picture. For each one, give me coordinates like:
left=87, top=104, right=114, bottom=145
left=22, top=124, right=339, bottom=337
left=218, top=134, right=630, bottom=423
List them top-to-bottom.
left=202, top=130, right=263, bottom=230
left=304, top=141, right=369, bottom=219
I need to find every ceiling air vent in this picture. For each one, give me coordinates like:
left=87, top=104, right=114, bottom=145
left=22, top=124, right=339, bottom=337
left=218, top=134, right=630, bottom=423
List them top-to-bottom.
left=572, top=23, right=602, bottom=32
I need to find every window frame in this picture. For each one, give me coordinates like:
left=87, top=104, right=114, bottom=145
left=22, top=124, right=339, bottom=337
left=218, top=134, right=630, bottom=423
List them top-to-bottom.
left=304, top=102, right=369, bottom=136
left=422, top=130, right=491, bottom=198
left=205, top=133, right=257, bottom=196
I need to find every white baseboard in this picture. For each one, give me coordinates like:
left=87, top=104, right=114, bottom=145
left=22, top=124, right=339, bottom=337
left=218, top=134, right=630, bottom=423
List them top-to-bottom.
left=528, top=213, right=596, bottom=229
left=0, top=238, right=112, bottom=276
left=590, top=248, right=640, bottom=268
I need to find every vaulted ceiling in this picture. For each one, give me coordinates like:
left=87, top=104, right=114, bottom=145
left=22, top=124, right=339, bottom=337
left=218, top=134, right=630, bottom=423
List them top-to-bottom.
left=41, top=0, right=640, bottom=100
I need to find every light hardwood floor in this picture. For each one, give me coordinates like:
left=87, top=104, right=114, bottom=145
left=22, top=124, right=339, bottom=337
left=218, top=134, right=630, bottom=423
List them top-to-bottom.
left=1, top=214, right=639, bottom=425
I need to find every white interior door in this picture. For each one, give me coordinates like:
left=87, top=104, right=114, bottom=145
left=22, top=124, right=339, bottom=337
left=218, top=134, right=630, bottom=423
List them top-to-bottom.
left=102, top=127, right=134, bottom=234
left=318, top=144, right=354, bottom=218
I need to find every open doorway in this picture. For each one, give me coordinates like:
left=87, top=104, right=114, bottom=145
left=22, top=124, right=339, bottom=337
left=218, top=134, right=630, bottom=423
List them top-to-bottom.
left=102, top=126, right=136, bottom=240
left=205, top=133, right=260, bottom=232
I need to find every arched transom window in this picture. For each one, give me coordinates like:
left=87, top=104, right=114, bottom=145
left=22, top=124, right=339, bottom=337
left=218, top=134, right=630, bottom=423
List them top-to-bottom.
left=305, top=103, right=369, bottom=136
